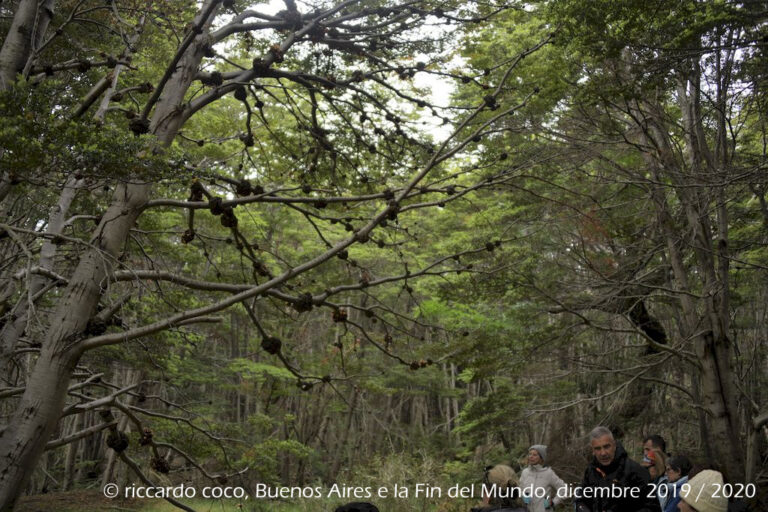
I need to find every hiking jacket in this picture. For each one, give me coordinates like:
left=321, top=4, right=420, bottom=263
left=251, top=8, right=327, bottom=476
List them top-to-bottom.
left=573, top=441, right=661, bottom=512
left=519, top=464, right=567, bottom=512
left=652, top=474, right=670, bottom=511
left=663, top=476, right=686, bottom=512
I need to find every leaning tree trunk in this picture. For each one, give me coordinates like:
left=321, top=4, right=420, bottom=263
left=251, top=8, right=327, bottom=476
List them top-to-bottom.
left=0, top=1, right=219, bottom=507
left=0, top=182, right=149, bottom=510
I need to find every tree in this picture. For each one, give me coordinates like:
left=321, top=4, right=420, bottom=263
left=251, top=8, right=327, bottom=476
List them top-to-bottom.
left=0, top=0, right=544, bottom=509
left=453, top=0, right=768, bottom=484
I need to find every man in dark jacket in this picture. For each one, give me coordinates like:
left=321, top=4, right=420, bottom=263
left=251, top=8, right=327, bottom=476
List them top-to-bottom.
left=574, top=426, right=660, bottom=512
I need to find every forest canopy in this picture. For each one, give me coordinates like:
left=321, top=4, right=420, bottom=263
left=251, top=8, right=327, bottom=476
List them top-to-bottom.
left=0, top=0, right=766, bottom=511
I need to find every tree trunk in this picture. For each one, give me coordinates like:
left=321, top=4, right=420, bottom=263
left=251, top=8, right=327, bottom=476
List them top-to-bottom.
left=0, top=0, right=53, bottom=88
left=0, top=1, right=219, bottom=506
left=0, top=176, right=83, bottom=370
left=0, top=182, right=148, bottom=509
left=695, top=332, right=745, bottom=481
left=0, top=347, right=78, bottom=509
left=61, top=412, right=84, bottom=491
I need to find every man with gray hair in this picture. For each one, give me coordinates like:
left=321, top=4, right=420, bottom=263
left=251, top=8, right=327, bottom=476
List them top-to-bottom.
left=574, top=426, right=660, bottom=512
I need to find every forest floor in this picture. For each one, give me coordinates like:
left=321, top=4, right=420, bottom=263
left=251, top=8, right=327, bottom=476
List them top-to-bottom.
left=14, top=490, right=473, bottom=511
left=14, top=490, right=477, bottom=512
left=15, top=490, right=141, bottom=511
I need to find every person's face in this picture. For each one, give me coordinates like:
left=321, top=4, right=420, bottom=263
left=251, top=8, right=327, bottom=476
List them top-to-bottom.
left=591, top=435, right=616, bottom=466
left=643, top=439, right=655, bottom=457
left=528, top=449, right=542, bottom=465
left=649, top=465, right=659, bottom=479
left=666, top=466, right=682, bottom=482
left=677, top=500, right=696, bottom=511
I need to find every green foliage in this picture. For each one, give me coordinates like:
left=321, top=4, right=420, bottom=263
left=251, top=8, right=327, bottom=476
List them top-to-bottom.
left=0, top=82, right=180, bottom=181
left=228, top=359, right=295, bottom=382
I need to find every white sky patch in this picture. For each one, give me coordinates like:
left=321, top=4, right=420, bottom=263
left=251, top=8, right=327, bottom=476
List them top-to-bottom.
left=203, top=0, right=465, bottom=149
left=257, top=0, right=462, bottom=140
left=412, top=59, right=461, bottom=141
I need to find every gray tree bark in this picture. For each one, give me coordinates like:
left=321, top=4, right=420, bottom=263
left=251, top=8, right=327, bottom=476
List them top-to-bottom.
left=0, top=1, right=220, bottom=508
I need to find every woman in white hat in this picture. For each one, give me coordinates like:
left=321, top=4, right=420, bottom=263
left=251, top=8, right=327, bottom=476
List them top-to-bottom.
left=518, top=445, right=567, bottom=511
left=677, top=469, right=727, bottom=512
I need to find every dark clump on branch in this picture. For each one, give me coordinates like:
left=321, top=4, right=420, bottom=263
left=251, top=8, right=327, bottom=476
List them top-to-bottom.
left=202, top=44, right=216, bottom=58
left=269, top=45, right=284, bottom=62
left=252, top=58, right=269, bottom=74
left=201, top=71, right=223, bottom=87
left=234, top=86, right=247, bottom=101
left=128, top=117, right=150, bottom=135
left=240, top=133, right=255, bottom=146
left=235, top=179, right=252, bottom=196
left=189, top=180, right=205, bottom=202
left=209, top=197, right=224, bottom=215
left=386, top=202, right=399, bottom=221
left=220, top=207, right=238, bottom=227
left=253, top=260, right=270, bottom=277
left=293, top=292, right=314, bottom=313
left=628, top=300, right=668, bottom=354
left=331, top=309, right=348, bottom=323
left=85, top=318, right=107, bottom=336
left=261, top=336, right=282, bottom=355
left=409, top=359, right=432, bottom=370
left=139, top=428, right=153, bottom=446
left=106, top=431, right=129, bottom=453
left=150, top=457, right=170, bottom=474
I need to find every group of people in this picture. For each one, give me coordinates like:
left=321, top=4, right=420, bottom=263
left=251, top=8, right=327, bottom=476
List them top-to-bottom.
left=333, top=426, right=746, bottom=512
left=474, top=426, right=743, bottom=512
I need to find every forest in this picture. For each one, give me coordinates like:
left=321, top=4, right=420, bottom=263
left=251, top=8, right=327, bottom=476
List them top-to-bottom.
left=0, top=0, right=766, bottom=511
